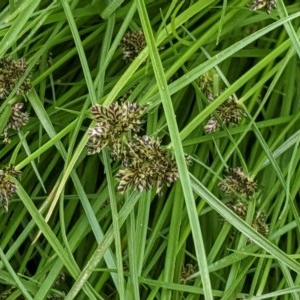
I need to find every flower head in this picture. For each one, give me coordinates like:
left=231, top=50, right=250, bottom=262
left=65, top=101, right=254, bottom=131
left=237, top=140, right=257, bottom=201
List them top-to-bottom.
left=248, top=0, right=276, bottom=14
left=120, top=30, right=146, bottom=62
left=0, top=57, right=32, bottom=99
left=198, top=70, right=216, bottom=97
left=199, top=72, right=246, bottom=133
left=204, top=94, right=245, bottom=133
left=87, top=101, right=147, bottom=155
left=2, top=103, right=29, bottom=144
left=204, top=116, right=219, bottom=134
left=116, top=135, right=179, bottom=195
left=0, top=165, right=21, bottom=212
left=218, top=167, right=258, bottom=198
left=225, top=200, right=269, bottom=241
left=226, top=200, right=248, bottom=219
left=252, top=211, right=269, bottom=237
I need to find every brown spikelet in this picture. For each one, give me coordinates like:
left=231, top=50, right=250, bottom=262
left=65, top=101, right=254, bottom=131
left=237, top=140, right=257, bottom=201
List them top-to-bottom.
left=248, top=0, right=276, bottom=14
left=120, top=30, right=146, bottom=62
left=0, top=57, right=32, bottom=99
left=205, top=93, right=245, bottom=134
left=87, top=101, right=147, bottom=155
left=2, top=103, right=29, bottom=144
left=116, top=135, right=181, bottom=195
left=0, top=165, right=21, bottom=212
left=218, top=167, right=258, bottom=198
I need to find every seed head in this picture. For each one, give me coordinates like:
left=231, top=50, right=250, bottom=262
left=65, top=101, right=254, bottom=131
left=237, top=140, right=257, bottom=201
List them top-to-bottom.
left=248, top=0, right=277, bottom=14
left=120, top=30, right=146, bottom=62
left=0, top=57, right=32, bottom=99
left=198, top=70, right=216, bottom=97
left=205, top=94, right=245, bottom=133
left=87, top=101, right=147, bottom=155
left=2, top=103, right=29, bottom=144
left=204, top=116, right=220, bottom=133
left=116, top=135, right=180, bottom=195
left=0, top=165, right=21, bottom=212
left=218, top=167, right=258, bottom=198
left=225, top=200, right=269, bottom=241
left=226, top=200, right=248, bottom=219
left=252, top=211, right=269, bottom=236
left=180, top=264, right=196, bottom=284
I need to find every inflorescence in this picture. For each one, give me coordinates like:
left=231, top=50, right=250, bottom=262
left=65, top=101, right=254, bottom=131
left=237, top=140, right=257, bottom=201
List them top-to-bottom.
left=248, top=0, right=277, bottom=14
left=120, top=30, right=146, bottom=62
left=0, top=57, right=32, bottom=99
left=0, top=57, right=31, bottom=144
left=199, top=72, right=245, bottom=133
left=204, top=94, right=245, bottom=133
left=87, top=101, right=184, bottom=195
left=87, top=101, right=147, bottom=156
left=2, top=103, right=29, bottom=144
left=116, top=135, right=179, bottom=195
left=0, top=165, right=21, bottom=212
left=218, top=167, right=268, bottom=239
left=218, top=167, right=258, bottom=198
left=226, top=200, right=269, bottom=240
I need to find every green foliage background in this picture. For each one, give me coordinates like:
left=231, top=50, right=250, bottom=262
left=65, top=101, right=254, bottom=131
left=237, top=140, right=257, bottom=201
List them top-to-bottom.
left=0, top=0, right=300, bottom=299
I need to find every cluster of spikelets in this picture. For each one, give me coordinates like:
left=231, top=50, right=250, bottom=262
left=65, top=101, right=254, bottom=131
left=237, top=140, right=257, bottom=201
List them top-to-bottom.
left=248, top=0, right=277, bottom=14
left=120, top=30, right=146, bottom=62
left=0, top=57, right=31, bottom=143
left=0, top=57, right=31, bottom=99
left=198, top=71, right=245, bottom=133
left=204, top=94, right=246, bottom=134
left=87, top=101, right=182, bottom=195
left=87, top=101, right=147, bottom=156
left=2, top=103, right=29, bottom=144
left=116, top=135, right=179, bottom=195
left=0, top=165, right=21, bottom=213
left=218, top=167, right=269, bottom=239
left=218, top=167, right=258, bottom=198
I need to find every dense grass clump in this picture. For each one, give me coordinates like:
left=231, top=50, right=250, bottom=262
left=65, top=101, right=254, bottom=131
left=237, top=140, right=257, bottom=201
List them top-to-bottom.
left=0, top=1, right=300, bottom=299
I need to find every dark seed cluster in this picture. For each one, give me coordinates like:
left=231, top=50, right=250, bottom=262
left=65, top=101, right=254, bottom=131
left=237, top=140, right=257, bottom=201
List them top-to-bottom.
left=248, top=0, right=277, bottom=14
left=120, top=30, right=146, bottom=62
left=0, top=57, right=32, bottom=99
left=0, top=57, right=31, bottom=143
left=198, top=70, right=216, bottom=98
left=198, top=73, right=245, bottom=133
left=204, top=93, right=245, bottom=133
left=87, top=101, right=147, bottom=155
left=87, top=101, right=185, bottom=195
left=2, top=103, right=29, bottom=144
left=116, top=135, right=179, bottom=195
left=0, top=165, right=21, bottom=212
left=218, top=167, right=258, bottom=198
left=219, top=168, right=269, bottom=239
left=226, top=200, right=269, bottom=240
left=226, top=200, right=248, bottom=219
left=252, top=211, right=269, bottom=237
